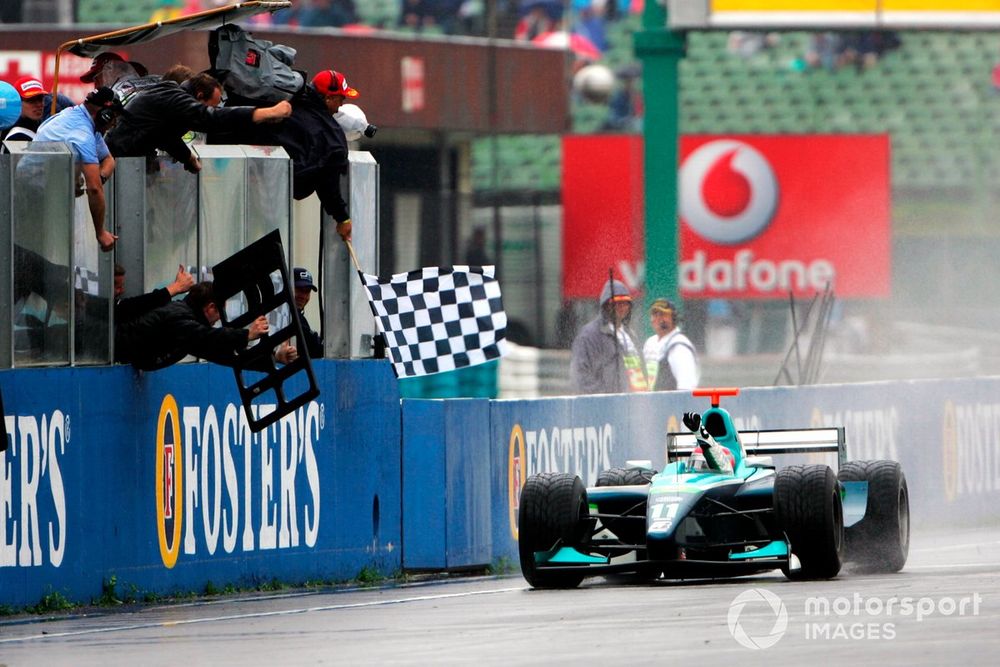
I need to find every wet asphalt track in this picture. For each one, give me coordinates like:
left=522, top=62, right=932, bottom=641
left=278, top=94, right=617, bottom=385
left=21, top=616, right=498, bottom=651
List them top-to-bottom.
left=1, top=526, right=998, bottom=666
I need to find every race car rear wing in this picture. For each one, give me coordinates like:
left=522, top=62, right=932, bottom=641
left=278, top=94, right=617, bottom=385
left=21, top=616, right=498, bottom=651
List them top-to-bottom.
left=666, top=427, right=846, bottom=467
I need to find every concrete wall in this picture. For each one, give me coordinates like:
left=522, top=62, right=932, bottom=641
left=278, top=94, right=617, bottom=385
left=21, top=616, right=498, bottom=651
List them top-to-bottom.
left=0, top=360, right=401, bottom=607
left=3, top=364, right=998, bottom=607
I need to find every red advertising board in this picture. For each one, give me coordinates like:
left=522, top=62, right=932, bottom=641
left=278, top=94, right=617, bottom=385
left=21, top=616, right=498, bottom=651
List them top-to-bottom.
left=0, top=50, right=119, bottom=103
left=562, top=134, right=891, bottom=300
left=679, top=134, right=890, bottom=299
left=562, top=135, right=645, bottom=300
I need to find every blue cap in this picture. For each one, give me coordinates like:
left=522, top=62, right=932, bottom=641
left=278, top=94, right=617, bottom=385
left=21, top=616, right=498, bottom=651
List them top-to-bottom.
left=293, top=267, right=317, bottom=292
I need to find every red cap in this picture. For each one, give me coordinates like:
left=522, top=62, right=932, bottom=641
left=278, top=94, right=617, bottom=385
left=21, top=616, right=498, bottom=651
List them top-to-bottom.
left=80, top=52, right=125, bottom=83
left=312, top=69, right=359, bottom=98
left=14, top=76, right=48, bottom=100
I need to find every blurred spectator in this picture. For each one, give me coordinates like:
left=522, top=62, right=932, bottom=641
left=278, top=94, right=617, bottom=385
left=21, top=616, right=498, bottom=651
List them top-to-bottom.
left=0, top=0, right=22, bottom=23
left=148, top=0, right=185, bottom=23
left=299, top=0, right=358, bottom=27
left=396, top=0, right=467, bottom=34
left=400, top=0, right=437, bottom=31
left=431, top=0, right=469, bottom=35
left=455, top=0, right=486, bottom=35
left=574, top=0, right=632, bottom=22
left=515, top=2, right=560, bottom=42
left=573, top=4, right=608, bottom=53
left=803, top=30, right=900, bottom=72
left=727, top=31, right=780, bottom=60
left=839, top=31, right=899, bottom=71
left=803, top=32, right=842, bottom=71
left=602, top=66, right=642, bottom=132
left=1, top=76, right=48, bottom=144
left=463, top=227, right=491, bottom=266
left=554, top=300, right=582, bottom=349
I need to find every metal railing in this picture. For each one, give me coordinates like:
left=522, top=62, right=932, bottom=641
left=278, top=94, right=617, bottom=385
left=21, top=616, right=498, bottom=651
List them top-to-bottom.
left=1, top=142, right=378, bottom=368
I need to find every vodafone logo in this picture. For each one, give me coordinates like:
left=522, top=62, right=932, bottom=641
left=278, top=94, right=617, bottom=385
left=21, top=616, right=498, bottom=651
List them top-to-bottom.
left=680, top=140, right=779, bottom=245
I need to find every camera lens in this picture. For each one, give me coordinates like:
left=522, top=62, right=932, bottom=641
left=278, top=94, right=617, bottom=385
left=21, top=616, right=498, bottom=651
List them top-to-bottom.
left=364, top=124, right=378, bottom=138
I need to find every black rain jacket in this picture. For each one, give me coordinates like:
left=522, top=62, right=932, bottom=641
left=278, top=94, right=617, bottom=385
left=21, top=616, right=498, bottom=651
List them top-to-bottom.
left=106, top=79, right=256, bottom=164
left=209, top=85, right=350, bottom=222
left=115, top=296, right=250, bottom=371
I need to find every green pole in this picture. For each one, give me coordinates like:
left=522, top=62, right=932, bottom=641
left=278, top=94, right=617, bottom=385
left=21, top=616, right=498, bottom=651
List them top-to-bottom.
left=635, top=3, right=686, bottom=320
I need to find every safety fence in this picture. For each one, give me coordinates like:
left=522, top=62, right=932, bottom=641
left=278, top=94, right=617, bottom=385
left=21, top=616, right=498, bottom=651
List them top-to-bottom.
left=1, top=147, right=377, bottom=369
left=3, top=362, right=998, bottom=607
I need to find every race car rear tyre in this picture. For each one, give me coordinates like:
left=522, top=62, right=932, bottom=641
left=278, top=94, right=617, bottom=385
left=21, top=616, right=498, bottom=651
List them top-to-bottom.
left=838, top=460, right=910, bottom=573
left=775, top=464, right=845, bottom=580
left=596, top=467, right=655, bottom=486
left=518, top=472, right=589, bottom=589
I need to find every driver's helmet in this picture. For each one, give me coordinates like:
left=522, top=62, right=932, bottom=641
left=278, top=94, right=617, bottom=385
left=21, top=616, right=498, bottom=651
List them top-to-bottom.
left=689, top=446, right=735, bottom=473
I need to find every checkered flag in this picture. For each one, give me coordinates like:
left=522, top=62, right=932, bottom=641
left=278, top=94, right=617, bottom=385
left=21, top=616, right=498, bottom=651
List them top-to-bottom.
left=74, top=266, right=100, bottom=296
left=361, top=266, right=508, bottom=377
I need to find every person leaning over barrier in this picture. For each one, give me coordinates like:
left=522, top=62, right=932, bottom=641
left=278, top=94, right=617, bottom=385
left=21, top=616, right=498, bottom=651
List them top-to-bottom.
left=209, top=68, right=359, bottom=243
left=106, top=70, right=291, bottom=174
left=29, top=87, right=122, bottom=252
left=113, top=262, right=195, bottom=326
left=115, top=281, right=297, bottom=371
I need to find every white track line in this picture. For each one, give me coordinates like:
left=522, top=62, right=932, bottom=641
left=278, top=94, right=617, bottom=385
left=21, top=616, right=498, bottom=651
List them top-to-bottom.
left=910, top=541, right=1000, bottom=553
left=904, top=562, right=998, bottom=571
left=0, top=586, right=525, bottom=644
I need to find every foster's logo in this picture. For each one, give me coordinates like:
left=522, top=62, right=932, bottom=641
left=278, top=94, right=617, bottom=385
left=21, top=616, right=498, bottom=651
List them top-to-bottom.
left=156, top=395, right=183, bottom=569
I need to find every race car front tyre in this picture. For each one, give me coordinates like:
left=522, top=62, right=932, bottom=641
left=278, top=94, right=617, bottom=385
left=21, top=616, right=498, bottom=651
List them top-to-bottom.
left=838, top=460, right=910, bottom=573
left=775, top=464, right=845, bottom=580
left=596, top=467, right=656, bottom=486
left=518, top=472, right=589, bottom=589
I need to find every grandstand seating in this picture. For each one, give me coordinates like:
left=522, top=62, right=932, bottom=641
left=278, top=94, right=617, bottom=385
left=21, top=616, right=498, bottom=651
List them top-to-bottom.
left=77, top=0, right=162, bottom=24
left=354, top=0, right=400, bottom=29
left=67, top=5, right=1000, bottom=194
left=473, top=18, right=1000, bottom=196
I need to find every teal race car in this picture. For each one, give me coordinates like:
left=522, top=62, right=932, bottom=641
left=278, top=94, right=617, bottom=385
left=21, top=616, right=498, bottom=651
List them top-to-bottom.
left=518, top=388, right=910, bottom=588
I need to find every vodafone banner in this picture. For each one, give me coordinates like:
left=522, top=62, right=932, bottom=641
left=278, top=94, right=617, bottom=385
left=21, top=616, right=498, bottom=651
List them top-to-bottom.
left=562, top=134, right=890, bottom=300
left=562, top=135, right=645, bottom=299
left=679, top=135, right=890, bottom=299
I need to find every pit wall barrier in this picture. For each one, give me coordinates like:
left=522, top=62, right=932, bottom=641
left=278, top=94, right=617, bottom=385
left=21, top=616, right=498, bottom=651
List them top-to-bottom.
left=0, top=361, right=401, bottom=609
left=4, top=370, right=999, bottom=607
left=409, top=378, right=1000, bottom=567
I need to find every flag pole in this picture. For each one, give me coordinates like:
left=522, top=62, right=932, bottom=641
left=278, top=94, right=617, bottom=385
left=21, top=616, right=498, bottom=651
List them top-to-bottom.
left=345, top=239, right=363, bottom=274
